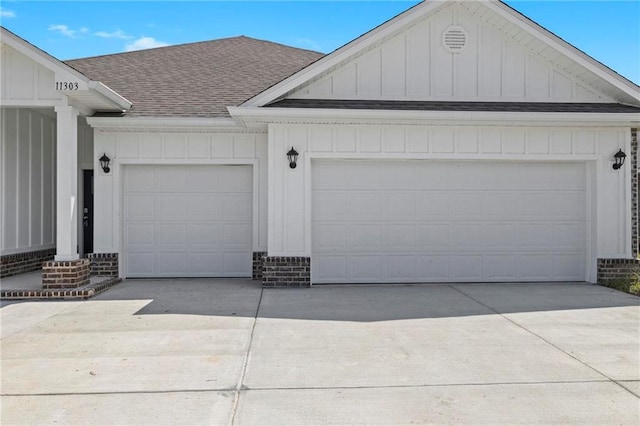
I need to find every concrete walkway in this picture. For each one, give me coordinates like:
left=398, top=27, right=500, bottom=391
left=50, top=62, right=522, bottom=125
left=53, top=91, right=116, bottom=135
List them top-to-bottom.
left=1, top=279, right=638, bottom=425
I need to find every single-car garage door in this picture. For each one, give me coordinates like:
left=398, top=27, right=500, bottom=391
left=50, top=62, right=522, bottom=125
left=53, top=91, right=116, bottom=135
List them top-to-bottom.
left=312, top=160, right=587, bottom=283
left=124, top=165, right=252, bottom=277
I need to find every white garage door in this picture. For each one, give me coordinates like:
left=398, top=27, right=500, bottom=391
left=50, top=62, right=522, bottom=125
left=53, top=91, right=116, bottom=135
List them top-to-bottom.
left=312, top=161, right=587, bottom=283
left=124, top=165, right=252, bottom=277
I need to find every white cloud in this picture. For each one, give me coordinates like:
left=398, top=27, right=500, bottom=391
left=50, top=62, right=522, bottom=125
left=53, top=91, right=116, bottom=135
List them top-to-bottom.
left=0, top=8, right=16, bottom=18
left=48, top=24, right=77, bottom=38
left=94, top=29, right=132, bottom=40
left=125, top=36, right=169, bottom=52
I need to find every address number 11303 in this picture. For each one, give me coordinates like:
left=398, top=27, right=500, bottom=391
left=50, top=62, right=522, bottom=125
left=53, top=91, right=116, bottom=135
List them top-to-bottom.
left=55, top=81, right=79, bottom=90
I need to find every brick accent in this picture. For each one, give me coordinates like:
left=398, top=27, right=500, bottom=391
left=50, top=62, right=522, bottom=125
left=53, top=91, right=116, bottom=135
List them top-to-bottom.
left=632, top=128, right=638, bottom=257
left=0, top=248, right=55, bottom=279
left=252, top=251, right=267, bottom=280
left=88, top=253, right=119, bottom=276
left=262, top=256, right=311, bottom=288
left=597, top=258, right=640, bottom=282
left=42, top=259, right=91, bottom=289
left=1, top=277, right=122, bottom=300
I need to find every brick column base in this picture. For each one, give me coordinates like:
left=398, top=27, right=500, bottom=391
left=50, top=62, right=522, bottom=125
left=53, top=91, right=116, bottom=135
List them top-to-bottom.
left=252, top=252, right=267, bottom=280
left=88, top=253, right=119, bottom=276
left=262, top=256, right=311, bottom=288
left=597, top=258, right=640, bottom=282
left=42, top=259, right=90, bottom=289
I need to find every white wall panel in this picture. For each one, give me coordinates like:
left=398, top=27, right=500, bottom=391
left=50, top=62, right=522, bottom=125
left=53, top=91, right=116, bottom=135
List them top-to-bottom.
left=289, top=4, right=614, bottom=102
left=0, top=45, right=62, bottom=103
left=1, top=108, right=57, bottom=254
left=93, top=130, right=268, bottom=264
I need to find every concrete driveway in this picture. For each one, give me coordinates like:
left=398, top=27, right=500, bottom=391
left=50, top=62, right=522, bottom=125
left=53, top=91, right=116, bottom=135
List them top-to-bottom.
left=1, top=280, right=639, bottom=425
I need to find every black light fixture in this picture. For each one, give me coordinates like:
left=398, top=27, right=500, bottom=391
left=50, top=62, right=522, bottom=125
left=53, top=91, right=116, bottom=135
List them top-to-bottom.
left=287, top=147, right=299, bottom=169
left=613, top=149, right=626, bottom=170
left=99, top=153, right=111, bottom=173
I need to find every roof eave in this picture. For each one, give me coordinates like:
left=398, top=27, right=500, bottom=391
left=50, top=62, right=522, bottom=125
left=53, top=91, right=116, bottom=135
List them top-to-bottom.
left=229, top=106, right=640, bottom=127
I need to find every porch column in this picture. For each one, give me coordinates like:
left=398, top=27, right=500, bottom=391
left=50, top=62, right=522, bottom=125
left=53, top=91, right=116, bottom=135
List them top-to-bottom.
left=53, top=105, right=79, bottom=261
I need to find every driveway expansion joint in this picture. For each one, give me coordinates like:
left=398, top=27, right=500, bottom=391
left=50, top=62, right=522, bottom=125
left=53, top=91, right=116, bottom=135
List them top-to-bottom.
left=448, top=284, right=639, bottom=399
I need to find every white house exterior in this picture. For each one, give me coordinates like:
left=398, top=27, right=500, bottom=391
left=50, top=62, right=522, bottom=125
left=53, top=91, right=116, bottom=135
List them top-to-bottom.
left=2, top=0, right=639, bottom=288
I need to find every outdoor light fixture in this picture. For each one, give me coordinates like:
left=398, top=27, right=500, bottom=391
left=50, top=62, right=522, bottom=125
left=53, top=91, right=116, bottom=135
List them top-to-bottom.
left=287, top=147, right=299, bottom=169
left=613, top=149, right=626, bottom=170
left=99, top=153, right=111, bottom=173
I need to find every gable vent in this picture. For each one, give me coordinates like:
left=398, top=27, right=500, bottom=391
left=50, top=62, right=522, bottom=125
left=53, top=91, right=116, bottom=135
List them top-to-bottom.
left=442, top=26, right=468, bottom=53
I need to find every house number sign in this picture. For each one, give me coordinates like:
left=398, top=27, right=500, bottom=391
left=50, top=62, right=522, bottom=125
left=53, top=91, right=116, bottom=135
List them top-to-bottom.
left=55, top=81, right=79, bottom=90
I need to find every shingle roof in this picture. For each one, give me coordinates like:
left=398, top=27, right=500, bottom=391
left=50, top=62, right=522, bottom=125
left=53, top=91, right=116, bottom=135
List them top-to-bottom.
left=65, top=36, right=324, bottom=118
left=266, top=99, right=640, bottom=113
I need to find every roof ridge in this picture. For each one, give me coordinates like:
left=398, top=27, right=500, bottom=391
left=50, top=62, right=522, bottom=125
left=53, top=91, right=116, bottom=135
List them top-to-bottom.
left=65, top=34, right=323, bottom=64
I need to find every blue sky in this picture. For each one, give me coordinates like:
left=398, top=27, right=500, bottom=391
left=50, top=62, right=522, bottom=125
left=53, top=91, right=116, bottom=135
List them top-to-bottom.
left=1, top=1, right=638, bottom=84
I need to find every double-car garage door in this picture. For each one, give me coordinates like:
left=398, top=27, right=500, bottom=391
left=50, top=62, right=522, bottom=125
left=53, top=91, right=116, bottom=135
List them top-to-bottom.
left=312, top=160, right=587, bottom=283
left=124, top=165, right=252, bottom=277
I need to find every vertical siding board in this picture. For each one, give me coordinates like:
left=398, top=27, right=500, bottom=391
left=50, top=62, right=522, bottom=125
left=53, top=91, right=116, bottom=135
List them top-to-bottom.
left=430, top=8, right=454, bottom=97
left=455, top=11, right=478, bottom=98
left=406, top=21, right=430, bottom=97
left=381, top=34, right=407, bottom=97
left=356, top=51, right=382, bottom=96
left=17, top=110, right=31, bottom=248
left=31, top=115, right=43, bottom=246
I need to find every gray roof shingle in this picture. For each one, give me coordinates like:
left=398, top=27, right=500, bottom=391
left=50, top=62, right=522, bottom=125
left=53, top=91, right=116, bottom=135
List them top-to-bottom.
left=66, top=36, right=323, bottom=118
left=266, top=99, right=640, bottom=113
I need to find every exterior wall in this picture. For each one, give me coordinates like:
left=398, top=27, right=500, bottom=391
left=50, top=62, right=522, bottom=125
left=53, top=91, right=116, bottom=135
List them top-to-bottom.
left=291, top=3, right=612, bottom=103
left=0, top=44, right=63, bottom=105
left=1, top=107, right=56, bottom=255
left=268, top=123, right=633, bottom=283
left=92, top=129, right=268, bottom=277
left=88, top=252, right=118, bottom=277
left=262, top=256, right=311, bottom=288
left=597, top=258, right=640, bottom=282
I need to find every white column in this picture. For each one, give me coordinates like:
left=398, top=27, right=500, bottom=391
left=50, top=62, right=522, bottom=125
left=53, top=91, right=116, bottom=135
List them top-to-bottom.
left=54, top=105, right=80, bottom=261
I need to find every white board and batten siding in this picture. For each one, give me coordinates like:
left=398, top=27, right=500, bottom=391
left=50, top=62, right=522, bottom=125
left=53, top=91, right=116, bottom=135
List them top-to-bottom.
left=290, top=3, right=613, bottom=103
left=0, top=44, right=63, bottom=106
left=1, top=108, right=56, bottom=255
left=268, top=123, right=632, bottom=283
left=93, top=131, right=267, bottom=277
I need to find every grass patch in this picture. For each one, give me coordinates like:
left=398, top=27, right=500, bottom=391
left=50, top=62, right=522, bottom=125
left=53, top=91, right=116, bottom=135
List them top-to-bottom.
left=601, top=273, right=640, bottom=296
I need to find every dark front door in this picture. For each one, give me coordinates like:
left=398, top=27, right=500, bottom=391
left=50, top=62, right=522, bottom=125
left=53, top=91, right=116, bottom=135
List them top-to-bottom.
left=83, top=170, right=94, bottom=255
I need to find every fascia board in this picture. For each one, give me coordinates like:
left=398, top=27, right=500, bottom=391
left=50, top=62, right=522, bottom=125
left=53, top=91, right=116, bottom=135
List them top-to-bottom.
left=241, top=1, right=445, bottom=108
left=489, top=1, right=640, bottom=103
left=1, top=27, right=90, bottom=84
left=88, top=81, right=132, bottom=111
left=229, top=106, right=640, bottom=126
left=86, top=116, right=240, bottom=129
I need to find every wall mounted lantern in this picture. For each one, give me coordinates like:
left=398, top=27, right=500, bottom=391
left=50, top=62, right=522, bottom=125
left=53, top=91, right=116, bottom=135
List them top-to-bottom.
left=287, top=147, right=299, bottom=169
left=613, top=149, right=626, bottom=170
left=99, top=153, right=111, bottom=173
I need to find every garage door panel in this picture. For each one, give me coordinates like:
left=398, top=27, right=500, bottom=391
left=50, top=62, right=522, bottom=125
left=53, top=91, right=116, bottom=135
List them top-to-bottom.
left=312, top=160, right=587, bottom=283
left=124, top=165, right=252, bottom=277
left=125, top=167, right=155, bottom=191
left=155, top=168, right=188, bottom=192
left=347, top=193, right=381, bottom=220
left=222, top=194, right=253, bottom=220
left=125, top=195, right=154, bottom=220
left=155, top=195, right=188, bottom=220
left=127, top=223, right=155, bottom=246
left=154, top=224, right=186, bottom=245
left=188, top=224, right=222, bottom=245
left=313, top=224, right=348, bottom=250
left=415, top=224, right=450, bottom=249
left=348, top=225, right=382, bottom=250
left=156, top=252, right=187, bottom=275
left=485, top=255, right=517, bottom=281
left=351, top=256, right=382, bottom=281
left=386, top=256, right=416, bottom=281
